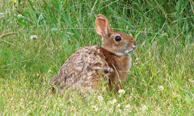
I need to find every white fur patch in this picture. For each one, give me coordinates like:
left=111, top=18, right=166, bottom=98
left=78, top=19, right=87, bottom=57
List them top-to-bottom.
left=115, top=49, right=134, bottom=56
left=124, top=49, right=134, bottom=54
left=115, top=52, right=125, bottom=56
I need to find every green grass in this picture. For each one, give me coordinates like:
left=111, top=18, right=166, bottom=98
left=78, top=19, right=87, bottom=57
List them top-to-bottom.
left=0, top=0, right=194, bottom=115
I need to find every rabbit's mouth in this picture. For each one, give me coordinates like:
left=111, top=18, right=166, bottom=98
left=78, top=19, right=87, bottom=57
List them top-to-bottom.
left=124, top=43, right=136, bottom=54
left=115, top=48, right=134, bottom=56
left=124, top=48, right=134, bottom=54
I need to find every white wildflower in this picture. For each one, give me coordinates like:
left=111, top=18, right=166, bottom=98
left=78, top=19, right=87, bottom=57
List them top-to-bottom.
left=0, top=13, right=3, bottom=15
left=17, top=14, right=23, bottom=18
left=30, top=35, right=38, bottom=40
left=135, top=58, right=139, bottom=61
left=157, top=85, right=164, bottom=91
left=118, top=89, right=125, bottom=94
left=97, top=95, right=103, bottom=102
left=107, top=99, right=117, bottom=105
left=112, top=99, right=117, bottom=104
left=117, top=104, right=121, bottom=108
left=125, top=104, right=131, bottom=108
left=43, top=105, right=48, bottom=109
left=92, top=105, right=98, bottom=112
left=140, top=105, right=148, bottom=111
left=109, top=108, right=113, bottom=112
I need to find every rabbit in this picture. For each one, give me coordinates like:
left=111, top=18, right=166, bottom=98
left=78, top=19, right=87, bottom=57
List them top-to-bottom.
left=50, top=14, right=136, bottom=94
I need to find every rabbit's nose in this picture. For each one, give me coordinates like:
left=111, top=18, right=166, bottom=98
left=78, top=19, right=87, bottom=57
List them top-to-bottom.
left=131, top=43, right=136, bottom=49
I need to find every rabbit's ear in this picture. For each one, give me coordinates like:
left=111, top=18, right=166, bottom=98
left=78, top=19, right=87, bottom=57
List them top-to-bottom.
left=95, top=14, right=111, bottom=38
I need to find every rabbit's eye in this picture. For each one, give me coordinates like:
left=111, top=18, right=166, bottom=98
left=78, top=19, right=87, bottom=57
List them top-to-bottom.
left=115, top=36, right=121, bottom=41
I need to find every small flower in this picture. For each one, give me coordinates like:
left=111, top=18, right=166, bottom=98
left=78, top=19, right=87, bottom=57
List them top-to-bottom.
left=0, top=13, right=4, bottom=17
left=17, top=14, right=23, bottom=18
left=30, top=35, right=38, bottom=40
left=135, top=58, right=139, bottom=61
left=157, top=85, right=164, bottom=91
left=118, top=89, right=125, bottom=94
left=97, top=95, right=103, bottom=102
left=107, top=99, right=117, bottom=105
left=112, top=99, right=117, bottom=104
left=125, top=104, right=131, bottom=108
left=43, top=105, right=48, bottom=110
left=92, top=105, right=98, bottom=112
left=140, top=105, right=148, bottom=111
left=109, top=108, right=113, bottom=112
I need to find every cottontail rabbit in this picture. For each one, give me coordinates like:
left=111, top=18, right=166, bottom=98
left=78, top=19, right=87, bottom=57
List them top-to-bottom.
left=50, top=14, right=136, bottom=94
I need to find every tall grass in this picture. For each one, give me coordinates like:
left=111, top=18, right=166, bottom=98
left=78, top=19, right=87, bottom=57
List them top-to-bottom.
left=0, top=0, right=193, bottom=115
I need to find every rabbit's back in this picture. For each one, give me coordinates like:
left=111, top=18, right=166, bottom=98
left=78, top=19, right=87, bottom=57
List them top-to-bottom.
left=50, top=45, right=114, bottom=93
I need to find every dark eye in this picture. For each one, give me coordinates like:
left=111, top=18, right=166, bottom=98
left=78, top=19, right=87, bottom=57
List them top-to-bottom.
left=115, top=36, right=121, bottom=41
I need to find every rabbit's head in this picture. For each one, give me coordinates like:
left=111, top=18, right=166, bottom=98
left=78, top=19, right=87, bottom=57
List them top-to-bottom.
left=95, top=14, right=136, bottom=56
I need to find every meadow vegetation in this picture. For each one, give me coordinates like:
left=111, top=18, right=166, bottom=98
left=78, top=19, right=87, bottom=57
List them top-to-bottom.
left=0, top=0, right=194, bottom=115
